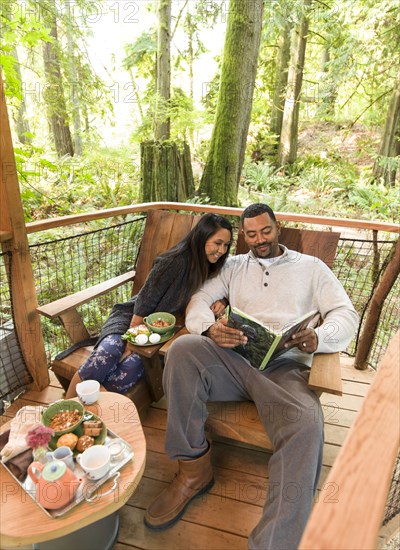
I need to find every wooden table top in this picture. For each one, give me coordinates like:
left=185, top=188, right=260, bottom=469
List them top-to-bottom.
left=0, top=392, right=146, bottom=548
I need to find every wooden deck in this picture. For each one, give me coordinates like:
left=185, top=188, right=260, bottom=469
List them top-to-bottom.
left=1, top=357, right=396, bottom=550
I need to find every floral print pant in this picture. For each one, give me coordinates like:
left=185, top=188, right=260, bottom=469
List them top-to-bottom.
left=78, top=334, right=144, bottom=393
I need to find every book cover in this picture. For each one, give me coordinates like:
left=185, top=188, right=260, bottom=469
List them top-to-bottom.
left=227, top=306, right=320, bottom=370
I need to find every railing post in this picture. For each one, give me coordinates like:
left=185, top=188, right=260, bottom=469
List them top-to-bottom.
left=0, top=74, right=49, bottom=390
left=354, top=237, right=400, bottom=370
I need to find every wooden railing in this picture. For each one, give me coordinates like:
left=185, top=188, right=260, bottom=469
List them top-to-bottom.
left=24, top=201, right=400, bottom=235
left=300, top=331, right=400, bottom=549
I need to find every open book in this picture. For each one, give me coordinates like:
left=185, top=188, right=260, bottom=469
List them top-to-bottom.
left=227, top=306, right=320, bottom=370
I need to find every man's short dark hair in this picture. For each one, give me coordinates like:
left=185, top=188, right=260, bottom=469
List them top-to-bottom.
left=241, top=203, right=277, bottom=226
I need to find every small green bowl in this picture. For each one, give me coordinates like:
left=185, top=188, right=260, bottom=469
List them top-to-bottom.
left=143, top=312, right=176, bottom=335
left=42, top=400, right=85, bottom=436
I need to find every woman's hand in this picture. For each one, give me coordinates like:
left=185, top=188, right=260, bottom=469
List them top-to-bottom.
left=211, top=299, right=228, bottom=319
left=205, top=317, right=248, bottom=348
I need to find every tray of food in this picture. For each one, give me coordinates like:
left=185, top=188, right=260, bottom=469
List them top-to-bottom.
left=122, top=312, right=176, bottom=347
left=0, top=401, right=134, bottom=518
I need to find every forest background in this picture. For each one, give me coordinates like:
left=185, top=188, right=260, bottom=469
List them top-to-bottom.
left=1, top=0, right=399, bottom=226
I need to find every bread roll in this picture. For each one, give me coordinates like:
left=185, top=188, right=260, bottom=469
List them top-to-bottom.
left=57, top=432, right=78, bottom=450
left=76, top=435, right=95, bottom=452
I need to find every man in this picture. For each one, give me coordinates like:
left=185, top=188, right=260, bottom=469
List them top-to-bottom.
left=144, top=203, right=358, bottom=549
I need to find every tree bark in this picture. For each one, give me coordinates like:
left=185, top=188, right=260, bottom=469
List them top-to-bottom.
left=42, top=0, right=74, bottom=157
left=154, top=0, right=171, bottom=141
left=199, top=0, right=264, bottom=206
left=278, top=0, right=311, bottom=166
left=66, top=3, right=82, bottom=156
left=270, top=20, right=292, bottom=142
left=11, top=47, right=32, bottom=144
left=318, top=47, right=337, bottom=118
left=373, top=66, right=400, bottom=185
left=140, top=141, right=194, bottom=202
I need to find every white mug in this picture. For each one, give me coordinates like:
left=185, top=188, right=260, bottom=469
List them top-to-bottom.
left=76, top=380, right=100, bottom=405
left=76, top=445, right=110, bottom=480
left=46, top=446, right=75, bottom=470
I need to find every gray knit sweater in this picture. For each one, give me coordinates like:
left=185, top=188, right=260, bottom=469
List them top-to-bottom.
left=186, top=246, right=359, bottom=367
left=97, top=252, right=191, bottom=343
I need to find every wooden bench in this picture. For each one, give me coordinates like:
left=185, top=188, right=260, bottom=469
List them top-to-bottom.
left=37, top=209, right=343, bottom=448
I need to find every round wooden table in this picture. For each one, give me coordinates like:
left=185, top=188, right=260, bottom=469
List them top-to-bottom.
left=0, top=392, right=146, bottom=548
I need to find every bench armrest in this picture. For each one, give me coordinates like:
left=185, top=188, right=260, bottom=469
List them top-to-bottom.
left=36, top=270, right=136, bottom=344
left=37, top=270, right=135, bottom=319
left=308, top=352, right=342, bottom=395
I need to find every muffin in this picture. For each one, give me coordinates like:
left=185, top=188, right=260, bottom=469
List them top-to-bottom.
left=56, top=432, right=79, bottom=450
left=76, top=435, right=95, bottom=453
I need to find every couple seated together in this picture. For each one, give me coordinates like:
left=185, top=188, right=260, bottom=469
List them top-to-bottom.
left=66, top=203, right=358, bottom=549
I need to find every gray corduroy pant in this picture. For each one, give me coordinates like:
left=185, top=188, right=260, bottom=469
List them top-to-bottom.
left=162, top=334, right=324, bottom=550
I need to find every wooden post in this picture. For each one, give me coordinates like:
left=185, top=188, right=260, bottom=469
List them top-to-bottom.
left=0, top=75, right=49, bottom=390
left=354, top=237, right=400, bottom=369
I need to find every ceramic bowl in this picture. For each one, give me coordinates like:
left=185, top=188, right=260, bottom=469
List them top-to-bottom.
left=143, top=312, right=176, bottom=335
left=42, top=400, right=84, bottom=436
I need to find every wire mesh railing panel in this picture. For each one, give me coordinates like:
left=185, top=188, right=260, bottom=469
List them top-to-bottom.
left=30, top=216, right=146, bottom=362
left=28, top=219, right=399, bottom=370
left=332, top=237, right=399, bottom=363
left=0, top=251, right=33, bottom=408
left=383, top=454, right=400, bottom=526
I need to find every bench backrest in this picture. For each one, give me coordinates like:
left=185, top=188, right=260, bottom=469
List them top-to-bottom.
left=132, top=210, right=201, bottom=295
left=133, top=211, right=341, bottom=297
left=236, top=227, right=340, bottom=268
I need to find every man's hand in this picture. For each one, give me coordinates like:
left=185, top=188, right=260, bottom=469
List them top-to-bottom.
left=205, top=317, right=248, bottom=348
left=285, top=328, right=318, bottom=353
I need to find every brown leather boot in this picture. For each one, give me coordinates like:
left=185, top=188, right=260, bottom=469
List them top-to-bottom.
left=144, top=446, right=214, bottom=530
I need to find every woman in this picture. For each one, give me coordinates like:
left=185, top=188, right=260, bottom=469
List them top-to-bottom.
left=66, top=213, right=232, bottom=397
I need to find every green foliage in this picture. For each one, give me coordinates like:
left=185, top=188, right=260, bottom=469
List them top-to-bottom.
left=123, top=31, right=157, bottom=75
left=16, top=143, right=141, bottom=221
left=239, top=149, right=398, bottom=222
left=348, top=179, right=400, bottom=220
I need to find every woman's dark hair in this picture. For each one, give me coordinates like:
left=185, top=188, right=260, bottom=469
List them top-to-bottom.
left=241, top=203, right=277, bottom=225
left=159, top=213, right=232, bottom=304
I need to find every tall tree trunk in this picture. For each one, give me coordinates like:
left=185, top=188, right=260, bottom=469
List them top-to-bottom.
left=42, top=0, right=74, bottom=157
left=141, top=0, right=193, bottom=202
left=154, top=0, right=171, bottom=141
left=199, top=0, right=264, bottom=206
left=278, top=0, right=311, bottom=166
left=66, top=3, right=82, bottom=156
left=270, top=20, right=292, bottom=142
left=318, top=46, right=337, bottom=118
left=11, top=47, right=32, bottom=144
left=373, top=66, right=400, bottom=185
left=140, top=141, right=194, bottom=201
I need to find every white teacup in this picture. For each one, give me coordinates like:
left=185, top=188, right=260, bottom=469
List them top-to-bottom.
left=76, top=379, right=100, bottom=405
left=76, top=445, right=110, bottom=480
left=46, top=446, right=75, bottom=470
